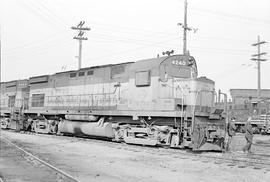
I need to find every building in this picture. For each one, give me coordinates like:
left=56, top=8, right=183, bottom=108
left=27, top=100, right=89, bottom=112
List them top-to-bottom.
left=229, top=89, right=270, bottom=122
left=230, top=89, right=270, bottom=105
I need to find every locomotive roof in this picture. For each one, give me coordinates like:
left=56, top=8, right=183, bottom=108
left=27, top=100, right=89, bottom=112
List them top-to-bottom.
left=0, top=54, right=198, bottom=83
left=129, top=55, right=198, bottom=72
left=136, top=55, right=169, bottom=63
left=54, top=56, right=174, bottom=75
left=129, top=56, right=169, bottom=71
left=54, top=61, right=134, bottom=75
left=29, top=75, right=49, bottom=79
left=196, top=76, right=215, bottom=84
left=0, top=79, right=29, bottom=85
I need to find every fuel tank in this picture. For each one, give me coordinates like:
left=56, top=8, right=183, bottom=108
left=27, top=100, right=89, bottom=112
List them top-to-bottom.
left=58, top=118, right=114, bottom=138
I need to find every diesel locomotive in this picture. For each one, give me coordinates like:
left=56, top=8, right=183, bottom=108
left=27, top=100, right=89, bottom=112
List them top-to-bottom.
left=0, top=54, right=225, bottom=151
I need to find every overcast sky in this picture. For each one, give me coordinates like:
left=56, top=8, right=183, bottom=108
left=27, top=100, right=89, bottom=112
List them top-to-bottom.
left=0, top=0, right=270, bottom=95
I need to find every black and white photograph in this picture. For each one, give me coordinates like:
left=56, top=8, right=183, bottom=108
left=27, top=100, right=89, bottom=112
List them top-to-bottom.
left=0, top=0, right=270, bottom=181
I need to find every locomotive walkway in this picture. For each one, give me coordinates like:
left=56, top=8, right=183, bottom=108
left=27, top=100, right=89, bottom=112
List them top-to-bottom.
left=1, top=130, right=270, bottom=182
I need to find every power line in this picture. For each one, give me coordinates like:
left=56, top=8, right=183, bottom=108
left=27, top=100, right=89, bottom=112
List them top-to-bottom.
left=3, top=0, right=267, bottom=64
left=9, top=0, right=270, bottom=54
left=34, top=0, right=71, bottom=26
left=4, top=1, right=263, bottom=57
left=18, top=1, right=61, bottom=28
left=190, top=6, right=270, bottom=26
left=2, top=29, right=255, bottom=60
left=3, top=31, right=71, bottom=54
left=84, top=37, right=180, bottom=64
left=2, top=39, right=73, bottom=58
left=214, top=63, right=255, bottom=80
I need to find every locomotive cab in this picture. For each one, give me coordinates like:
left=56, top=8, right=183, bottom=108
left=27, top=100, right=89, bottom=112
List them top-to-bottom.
left=125, top=54, right=224, bottom=150
left=157, top=54, right=225, bottom=150
left=158, top=54, right=214, bottom=113
left=159, top=54, right=197, bottom=81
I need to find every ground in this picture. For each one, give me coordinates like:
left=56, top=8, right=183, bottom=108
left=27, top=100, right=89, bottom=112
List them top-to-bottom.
left=0, top=130, right=270, bottom=182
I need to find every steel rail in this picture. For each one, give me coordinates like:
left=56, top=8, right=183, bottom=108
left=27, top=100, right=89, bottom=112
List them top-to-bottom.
left=2, top=136, right=81, bottom=182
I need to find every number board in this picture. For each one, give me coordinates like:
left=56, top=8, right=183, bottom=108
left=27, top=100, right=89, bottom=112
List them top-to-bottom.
left=171, top=59, right=187, bottom=66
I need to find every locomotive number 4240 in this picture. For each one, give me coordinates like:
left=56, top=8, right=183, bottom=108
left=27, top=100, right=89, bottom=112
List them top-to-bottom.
left=171, top=59, right=186, bottom=66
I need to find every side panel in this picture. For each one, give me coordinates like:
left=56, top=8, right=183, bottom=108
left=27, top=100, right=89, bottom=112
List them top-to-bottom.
left=127, top=76, right=176, bottom=111
left=0, top=80, right=29, bottom=113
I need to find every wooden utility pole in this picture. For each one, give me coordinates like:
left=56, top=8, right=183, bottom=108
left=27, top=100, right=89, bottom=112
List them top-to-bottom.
left=177, top=0, right=197, bottom=55
left=183, top=0, right=188, bottom=55
left=71, top=21, right=90, bottom=70
left=0, top=27, right=2, bottom=155
left=0, top=29, right=1, bottom=84
left=0, top=30, right=1, bottom=84
left=251, top=35, right=267, bottom=114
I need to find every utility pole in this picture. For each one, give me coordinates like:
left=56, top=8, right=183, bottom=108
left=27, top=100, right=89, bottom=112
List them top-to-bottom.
left=177, top=0, right=197, bottom=55
left=71, top=21, right=90, bottom=70
left=0, top=27, right=2, bottom=155
left=0, top=28, right=2, bottom=115
left=251, top=35, right=267, bottom=115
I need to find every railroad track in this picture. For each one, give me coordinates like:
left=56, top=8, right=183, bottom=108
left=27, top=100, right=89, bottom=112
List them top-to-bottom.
left=3, top=130, right=270, bottom=174
left=60, top=133, right=270, bottom=172
left=60, top=133, right=270, bottom=171
left=1, top=135, right=81, bottom=182
left=196, top=152, right=270, bottom=170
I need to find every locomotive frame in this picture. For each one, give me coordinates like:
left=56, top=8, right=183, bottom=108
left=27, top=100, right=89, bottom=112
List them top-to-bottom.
left=0, top=54, right=225, bottom=151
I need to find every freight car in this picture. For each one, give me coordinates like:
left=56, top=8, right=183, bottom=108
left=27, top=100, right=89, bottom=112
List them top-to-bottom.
left=0, top=54, right=225, bottom=151
left=233, top=115, right=270, bottom=134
